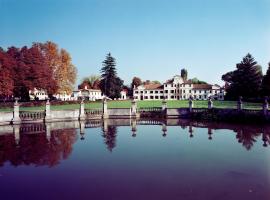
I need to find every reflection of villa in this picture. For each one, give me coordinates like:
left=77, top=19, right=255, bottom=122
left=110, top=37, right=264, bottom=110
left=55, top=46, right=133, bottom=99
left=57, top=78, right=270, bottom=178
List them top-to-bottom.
left=133, top=75, right=225, bottom=100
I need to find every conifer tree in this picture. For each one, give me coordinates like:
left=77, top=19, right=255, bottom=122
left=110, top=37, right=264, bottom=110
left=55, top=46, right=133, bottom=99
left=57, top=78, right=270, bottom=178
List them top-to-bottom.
left=100, top=53, right=123, bottom=98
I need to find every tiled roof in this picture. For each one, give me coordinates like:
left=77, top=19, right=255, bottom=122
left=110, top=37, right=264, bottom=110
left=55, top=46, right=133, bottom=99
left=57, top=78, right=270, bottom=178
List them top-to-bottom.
left=144, top=84, right=163, bottom=90
left=193, top=84, right=213, bottom=89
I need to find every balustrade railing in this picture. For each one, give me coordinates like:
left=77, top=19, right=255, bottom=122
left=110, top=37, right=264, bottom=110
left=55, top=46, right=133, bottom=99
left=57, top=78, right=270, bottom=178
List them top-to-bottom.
left=138, top=107, right=162, bottom=112
left=85, top=108, right=103, bottom=116
left=19, top=111, right=45, bottom=120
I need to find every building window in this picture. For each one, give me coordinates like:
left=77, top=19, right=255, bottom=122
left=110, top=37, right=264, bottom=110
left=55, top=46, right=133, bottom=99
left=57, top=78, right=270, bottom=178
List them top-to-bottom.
left=171, top=84, right=173, bottom=87
left=165, top=90, right=168, bottom=93
left=170, top=90, right=174, bottom=93
left=189, top=90, right=191, bottom=93
left=135, top=91, right=139, bottom=94
left=140, top=91, right=143, bottom=94
left=150, top=91, right=153, bottom=94
left=155, top=91, right=158, bottom=94
left=160, top=91, right=163, bottom=93
left=160, top=95, right=164, bottom=99
left=144, top=96, right=148, bottom=99
left=150, top=96, right=154, bottom=99
left=155, top=96, right=159, bottom=99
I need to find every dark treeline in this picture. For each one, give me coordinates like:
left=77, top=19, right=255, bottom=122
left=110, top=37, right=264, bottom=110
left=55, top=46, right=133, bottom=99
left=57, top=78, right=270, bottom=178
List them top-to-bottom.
left=0, top=41, right=77, bottom=101
left=222, top=53, right=270, bottom=100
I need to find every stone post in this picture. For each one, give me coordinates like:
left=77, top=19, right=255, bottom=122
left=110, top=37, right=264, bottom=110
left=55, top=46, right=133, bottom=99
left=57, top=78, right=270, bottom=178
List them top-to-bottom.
left=237, top=96, right=243, bottom=111
left=263, top=96, right=269, bottom=116
left=189, top=97, right=193, bottom=112
left=208, top=97, right=213, bottom=109
left=12, top=98, right=21, bottom=125
left=79, top=98, right=86, bottom=121
left=102, top=98, right=108, bottom=119
left=45, top=99, right=51, bottom=122
left=131, top=99, right=138, bottom=118
left=162, top=99, right=167, bottom=118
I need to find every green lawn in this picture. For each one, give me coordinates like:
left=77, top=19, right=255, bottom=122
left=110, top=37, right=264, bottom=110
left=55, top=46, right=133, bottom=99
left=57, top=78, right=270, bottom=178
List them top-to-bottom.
left=0, top=100, right=263, bottom=112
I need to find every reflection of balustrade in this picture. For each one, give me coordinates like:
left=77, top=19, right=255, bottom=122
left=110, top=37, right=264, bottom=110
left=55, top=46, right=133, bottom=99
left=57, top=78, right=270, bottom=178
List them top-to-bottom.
left=191, top=108, right=207, bottom=113
left=242, top=109, right=262, bottom=114
left=19, top=111, right=45, bottom=121
left=137, top=119, right=163, bottom=125
left=85, top=120, right=102, bottom=128
left=20, top=123, right=45, bottom=133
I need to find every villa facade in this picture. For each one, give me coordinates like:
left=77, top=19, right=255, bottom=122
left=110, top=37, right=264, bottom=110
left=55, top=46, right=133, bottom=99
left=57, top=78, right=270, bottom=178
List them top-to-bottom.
left=133, top=75, right=225, bottom=100
left=71, top=86, right=103, bottom=101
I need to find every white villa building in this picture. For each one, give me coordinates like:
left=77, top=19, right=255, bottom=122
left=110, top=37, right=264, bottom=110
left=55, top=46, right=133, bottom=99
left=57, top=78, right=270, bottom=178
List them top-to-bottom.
left=133, top=75, right=225, bottom=101
left=71, top=86, right=103, bottom=101
left=29, top=88, right=48, bottom=100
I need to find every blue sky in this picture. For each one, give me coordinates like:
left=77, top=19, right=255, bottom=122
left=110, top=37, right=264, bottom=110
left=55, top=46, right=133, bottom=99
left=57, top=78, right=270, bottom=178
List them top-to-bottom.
left=1, top=0, right=270, bottom=86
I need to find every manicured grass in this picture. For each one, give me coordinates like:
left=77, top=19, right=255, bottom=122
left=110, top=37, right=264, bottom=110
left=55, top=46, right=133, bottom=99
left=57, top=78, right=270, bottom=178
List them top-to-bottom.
left=0, top=100, right=263, bottom=112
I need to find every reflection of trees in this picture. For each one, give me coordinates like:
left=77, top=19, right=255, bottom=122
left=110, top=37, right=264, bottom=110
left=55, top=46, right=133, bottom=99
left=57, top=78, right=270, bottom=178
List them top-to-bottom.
left=102, top=126, right=117, bottom=152
left=235, top=128, right=261, bottom=150
left=0, top=129, right=77, bottom=167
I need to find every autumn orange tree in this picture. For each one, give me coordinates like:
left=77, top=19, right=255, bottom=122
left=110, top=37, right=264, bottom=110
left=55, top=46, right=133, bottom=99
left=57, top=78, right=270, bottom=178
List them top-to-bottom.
left=34, top=41, right=77, bottom=95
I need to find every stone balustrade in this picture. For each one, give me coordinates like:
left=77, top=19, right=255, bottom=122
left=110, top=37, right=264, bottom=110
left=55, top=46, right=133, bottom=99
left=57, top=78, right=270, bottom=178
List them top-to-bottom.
left=0, top=98, right=269, bottom=125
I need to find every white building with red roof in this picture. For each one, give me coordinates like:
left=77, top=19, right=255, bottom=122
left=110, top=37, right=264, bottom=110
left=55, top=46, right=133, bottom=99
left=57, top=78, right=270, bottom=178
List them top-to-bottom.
left=133, top=75, right=225, bottom=100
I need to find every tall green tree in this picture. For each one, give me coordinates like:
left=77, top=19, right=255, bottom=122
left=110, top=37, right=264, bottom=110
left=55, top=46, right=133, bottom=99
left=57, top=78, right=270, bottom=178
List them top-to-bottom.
left=100, top=53, right=123, bottom=99
left=222, top=53, right=263, bottom=100
left=261, top=62, right=270, bottom=96
left=181, top=68, right=188, bottom=81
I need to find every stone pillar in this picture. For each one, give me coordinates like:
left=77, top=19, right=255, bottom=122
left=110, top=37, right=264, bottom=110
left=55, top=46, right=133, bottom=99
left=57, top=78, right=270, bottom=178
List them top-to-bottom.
left=237, top=96, right=243, bottom=111
left=189, top=97, right=193, bottom=112
left=263, top=97, right=269, bottom=116
left=12, top=98, right=21, bottom=125
left=79, top=98, right=86, bottom=121
left=102, top=98, right=108, bottom=119
left=208, top=98, right=213, bottom=109
left=45, top=99, right=51, bottom=122
left=131, top=99, right=138, bottom=118
left=162, top=99, right=167, bottom=111
left=162, top=99, right=167, bottom=118
left=131, top=119, right=137, bottom=137
left=80, top=120, right=85, bottom=140
left=46, top=123, right=51, bottom=141
left=162, top=123, right=167, bottom=137
left=13, top=124, right=20, bottom=145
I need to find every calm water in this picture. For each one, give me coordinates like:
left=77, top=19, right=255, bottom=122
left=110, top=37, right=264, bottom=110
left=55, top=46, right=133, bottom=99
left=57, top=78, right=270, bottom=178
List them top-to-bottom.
left=0, top=119, right=270, bottom=200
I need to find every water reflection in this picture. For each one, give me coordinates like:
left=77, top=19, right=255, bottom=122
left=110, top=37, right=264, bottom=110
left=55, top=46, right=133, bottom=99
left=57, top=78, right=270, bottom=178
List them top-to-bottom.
left=0, top=119, right=270, bottom=167
left=0, top=126, right=77, bottom=167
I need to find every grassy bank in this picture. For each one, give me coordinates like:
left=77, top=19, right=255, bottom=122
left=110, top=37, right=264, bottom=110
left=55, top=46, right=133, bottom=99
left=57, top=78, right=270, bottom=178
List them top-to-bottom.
left=0, top=100, right=263, bottom=112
